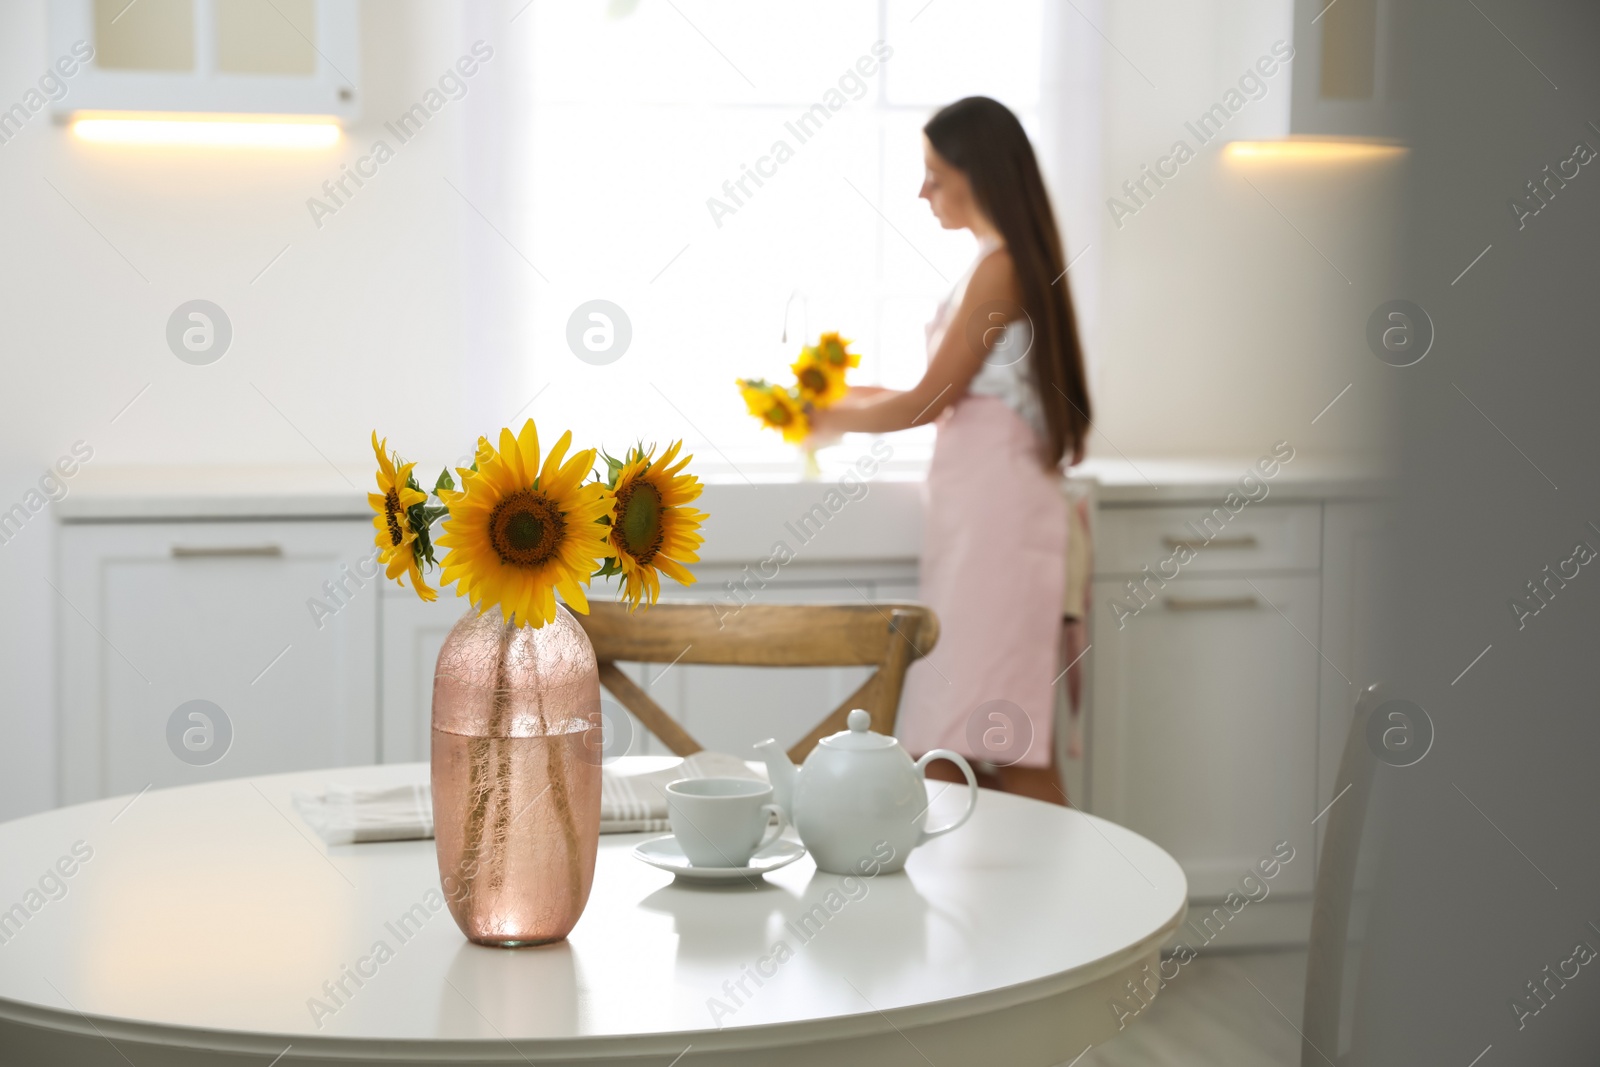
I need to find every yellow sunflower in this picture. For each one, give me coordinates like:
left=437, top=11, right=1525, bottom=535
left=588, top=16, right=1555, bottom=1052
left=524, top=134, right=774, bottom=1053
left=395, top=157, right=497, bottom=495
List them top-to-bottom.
left=815, top=332, right=859, bottom=372
left=791, top=350, right=848, bottom=407
left=738, top=379, right=810, bottom=445
left=435, top=419, right=613, bottom=628
left=368, top=432, right=437, bottom=602
left=602, top=441, right=707, bottom=610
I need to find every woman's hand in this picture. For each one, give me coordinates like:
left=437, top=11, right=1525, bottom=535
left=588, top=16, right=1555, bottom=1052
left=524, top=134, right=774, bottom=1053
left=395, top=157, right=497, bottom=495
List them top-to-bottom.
left=799, top=251, right=1017, bottom=437
left=834, top=385, right=891, bottom=407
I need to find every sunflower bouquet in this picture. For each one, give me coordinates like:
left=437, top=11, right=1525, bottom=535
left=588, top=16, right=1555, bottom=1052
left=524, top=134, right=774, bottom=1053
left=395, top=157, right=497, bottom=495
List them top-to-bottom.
left=738, top=332, right=860, bottom=469
left=368, top=419, right=707, bottom=625
left=371, top=420, right=708, bottom=945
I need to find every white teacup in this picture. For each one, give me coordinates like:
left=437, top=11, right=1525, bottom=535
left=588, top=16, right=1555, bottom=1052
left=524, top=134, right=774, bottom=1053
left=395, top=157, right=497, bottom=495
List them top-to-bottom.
left=665, top=777, right=787, bottom=868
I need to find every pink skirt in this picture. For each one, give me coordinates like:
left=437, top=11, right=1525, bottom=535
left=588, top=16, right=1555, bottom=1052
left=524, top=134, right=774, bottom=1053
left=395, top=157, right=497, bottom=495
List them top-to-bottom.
left=899, top=397, right=1067, bottom=769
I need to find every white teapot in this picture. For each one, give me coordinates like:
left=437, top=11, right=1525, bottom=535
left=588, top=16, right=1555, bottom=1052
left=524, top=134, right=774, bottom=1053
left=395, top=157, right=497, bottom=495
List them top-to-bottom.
left=754, top=710, right=978, bottom=875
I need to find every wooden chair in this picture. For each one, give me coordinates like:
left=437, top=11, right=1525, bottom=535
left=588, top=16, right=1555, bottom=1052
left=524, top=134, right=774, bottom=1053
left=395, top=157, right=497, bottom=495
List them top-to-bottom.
left=575, top=600, right=940, bottom=762
left=1301, top=682, right=1386, bottom=1067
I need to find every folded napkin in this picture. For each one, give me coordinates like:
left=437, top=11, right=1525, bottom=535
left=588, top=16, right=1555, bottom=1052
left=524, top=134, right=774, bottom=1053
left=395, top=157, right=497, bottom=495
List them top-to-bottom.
left=292, top=752, right=763, bottom=845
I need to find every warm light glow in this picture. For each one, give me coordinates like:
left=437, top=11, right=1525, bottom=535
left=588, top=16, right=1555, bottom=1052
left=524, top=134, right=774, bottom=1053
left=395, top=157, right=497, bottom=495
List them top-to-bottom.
left=71, top=113, right=340, bottom=149
left=1225, top=140, right=1407, bottom=163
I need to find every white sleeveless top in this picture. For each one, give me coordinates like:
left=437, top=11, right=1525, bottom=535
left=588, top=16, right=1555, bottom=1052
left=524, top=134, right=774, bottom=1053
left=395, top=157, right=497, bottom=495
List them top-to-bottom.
left=933, top=236, right=1046, bottom=440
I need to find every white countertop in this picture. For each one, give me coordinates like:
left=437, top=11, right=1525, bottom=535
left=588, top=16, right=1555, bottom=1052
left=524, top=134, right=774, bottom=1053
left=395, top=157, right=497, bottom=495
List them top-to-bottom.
left=57, top=455, right=1388, bottom=520
left=1071, top=455, right=1392, bottom=504
left=52, top=456, right=1388, bottom=571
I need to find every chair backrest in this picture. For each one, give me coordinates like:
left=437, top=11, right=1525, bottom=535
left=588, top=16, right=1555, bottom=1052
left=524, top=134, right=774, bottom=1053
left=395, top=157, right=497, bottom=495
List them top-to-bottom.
left=575, top=600, right=940, bottom=762
left=1302, top=682, right=1385, bottom=1067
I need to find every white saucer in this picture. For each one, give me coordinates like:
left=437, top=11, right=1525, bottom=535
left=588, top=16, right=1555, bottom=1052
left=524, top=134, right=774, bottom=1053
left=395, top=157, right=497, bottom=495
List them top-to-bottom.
left=632, top=835, right=806, bottom=883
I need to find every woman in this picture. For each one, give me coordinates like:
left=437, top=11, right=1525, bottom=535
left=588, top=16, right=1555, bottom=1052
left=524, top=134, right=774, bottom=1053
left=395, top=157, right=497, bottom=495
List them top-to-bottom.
left=808, top=96, right=1091, bottom=805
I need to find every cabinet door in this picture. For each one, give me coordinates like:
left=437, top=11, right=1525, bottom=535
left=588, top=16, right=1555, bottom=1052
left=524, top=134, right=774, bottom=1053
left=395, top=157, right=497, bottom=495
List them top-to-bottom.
left=1291, top=0, right=1403, bottom=138
left=58, top=520, right=377, bottom=802
left=1088, top=574, right=1320, bottom=898
left=379, top=592, right=463, bottom=763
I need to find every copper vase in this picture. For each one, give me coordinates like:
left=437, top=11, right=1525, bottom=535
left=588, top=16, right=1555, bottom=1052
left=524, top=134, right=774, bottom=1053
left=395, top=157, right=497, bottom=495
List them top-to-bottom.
left=431, top=605, right=602, bottom=946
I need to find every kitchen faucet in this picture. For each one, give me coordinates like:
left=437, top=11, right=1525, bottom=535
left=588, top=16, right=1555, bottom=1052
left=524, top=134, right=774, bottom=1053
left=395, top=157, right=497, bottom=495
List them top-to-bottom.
left=780, top=289, right=809, bottom=345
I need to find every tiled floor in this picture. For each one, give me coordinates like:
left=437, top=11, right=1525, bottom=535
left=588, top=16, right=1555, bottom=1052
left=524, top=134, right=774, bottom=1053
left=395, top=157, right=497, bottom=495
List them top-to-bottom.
left=1069, top=948, right=1310, bottom=1066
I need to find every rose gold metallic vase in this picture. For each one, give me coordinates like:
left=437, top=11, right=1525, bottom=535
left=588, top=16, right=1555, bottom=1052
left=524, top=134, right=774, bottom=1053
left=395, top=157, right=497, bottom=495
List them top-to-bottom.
left=431, top=606, right=602, bottom=947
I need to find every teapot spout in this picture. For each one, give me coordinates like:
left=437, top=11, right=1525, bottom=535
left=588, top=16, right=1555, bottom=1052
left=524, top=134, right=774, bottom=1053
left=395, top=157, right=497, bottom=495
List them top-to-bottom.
left=753, top=738, right=798, bottom=815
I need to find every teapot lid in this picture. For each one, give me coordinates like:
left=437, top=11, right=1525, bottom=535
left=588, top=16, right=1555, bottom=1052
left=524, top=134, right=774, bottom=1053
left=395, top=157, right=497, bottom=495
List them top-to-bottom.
left=819, top=709, right=898, bottom=751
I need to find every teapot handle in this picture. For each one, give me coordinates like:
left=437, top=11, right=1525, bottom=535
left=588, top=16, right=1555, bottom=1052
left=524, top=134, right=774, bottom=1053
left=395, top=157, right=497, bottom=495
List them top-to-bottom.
left=913, top=749, right=978, bottom=845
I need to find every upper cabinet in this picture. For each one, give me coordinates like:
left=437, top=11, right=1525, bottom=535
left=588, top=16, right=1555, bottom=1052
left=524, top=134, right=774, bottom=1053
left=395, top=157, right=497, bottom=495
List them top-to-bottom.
left=49, top=0, right=360, bottom=119
left=1291, top=0, right=1404, bottom=138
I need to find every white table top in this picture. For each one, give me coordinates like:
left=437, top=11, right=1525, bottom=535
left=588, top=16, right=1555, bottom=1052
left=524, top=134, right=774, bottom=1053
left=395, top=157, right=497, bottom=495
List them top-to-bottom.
left=0, top=760, right=1187, bottom=1064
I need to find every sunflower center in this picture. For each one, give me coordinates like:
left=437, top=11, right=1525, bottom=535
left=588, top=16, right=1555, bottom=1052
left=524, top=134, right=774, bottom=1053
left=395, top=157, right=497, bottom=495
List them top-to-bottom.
left=799, top=367, right=828, bottom=393
left=766, top=403, right=793, bottom=426
left=615, top=480, right=665, bottom=564
left=488, top=489, right=565, bottom=567
left=384, top=490, right=404, bottom=547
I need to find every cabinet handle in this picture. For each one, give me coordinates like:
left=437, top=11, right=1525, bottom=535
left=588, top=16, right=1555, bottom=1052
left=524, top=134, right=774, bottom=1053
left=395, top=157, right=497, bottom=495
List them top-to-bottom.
left=1162, top=535, right=1259, bottom=551
left=170, top=545, right=284, bottom=559
left=1163, top=596, right=1260, bottom=612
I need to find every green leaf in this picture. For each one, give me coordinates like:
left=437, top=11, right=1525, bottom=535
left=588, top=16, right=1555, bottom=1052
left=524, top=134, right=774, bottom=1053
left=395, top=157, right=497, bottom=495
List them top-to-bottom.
left=595, top=447, right=627, bottom=489
left=434, top=467, right=455, bottom=495
left=403, top=498, right=451, bottom=573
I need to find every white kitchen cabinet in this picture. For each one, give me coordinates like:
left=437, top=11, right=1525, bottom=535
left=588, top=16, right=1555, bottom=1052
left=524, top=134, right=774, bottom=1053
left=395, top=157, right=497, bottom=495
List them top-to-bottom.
left=49, top=0, right=362, bottom=122
left=1290, top=0, right=1404, bottom=138
left=1093, top=502, right=1322, bottom=576
left=1087, top=504, right=1323, bottom=902
left=57, top=519, right=377, bottom=802
left=1088, top=573, right=1321, bottom=899
left=378, top=591, right=466, bottom=763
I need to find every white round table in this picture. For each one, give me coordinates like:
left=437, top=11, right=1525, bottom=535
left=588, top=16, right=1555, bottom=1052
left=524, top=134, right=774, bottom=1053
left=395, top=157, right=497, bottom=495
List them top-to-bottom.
left=0, top=760, right=1186, bottom=1066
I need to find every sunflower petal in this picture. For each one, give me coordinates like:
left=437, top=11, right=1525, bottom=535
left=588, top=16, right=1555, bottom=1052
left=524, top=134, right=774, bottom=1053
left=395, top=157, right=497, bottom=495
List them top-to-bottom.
left=515, top=419, right=541, bottom=486
left=540, top=430, right=573, bottom=487
left=655, top=556, right=696, bottom=585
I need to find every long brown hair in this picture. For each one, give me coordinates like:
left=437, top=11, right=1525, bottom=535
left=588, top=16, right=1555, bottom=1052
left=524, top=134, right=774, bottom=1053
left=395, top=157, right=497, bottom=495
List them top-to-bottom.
left=924, top=96, right=1091, bottom=467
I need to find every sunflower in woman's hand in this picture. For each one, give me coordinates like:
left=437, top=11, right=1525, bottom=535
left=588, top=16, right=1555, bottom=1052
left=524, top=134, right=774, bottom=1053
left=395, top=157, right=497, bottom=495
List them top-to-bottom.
left=815, top=332, right=860, bottom=373
left=791, top=348, right=848, bottom=407
left=738, top=378, right=810, bottom=444
left=368, top=432, right=438, bottom=601
left=597, top=441, right=707, bottom=610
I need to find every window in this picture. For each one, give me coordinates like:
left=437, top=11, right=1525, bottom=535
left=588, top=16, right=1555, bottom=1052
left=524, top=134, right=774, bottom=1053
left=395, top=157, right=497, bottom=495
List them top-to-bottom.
left=512, top=0, right=1050, bottom=475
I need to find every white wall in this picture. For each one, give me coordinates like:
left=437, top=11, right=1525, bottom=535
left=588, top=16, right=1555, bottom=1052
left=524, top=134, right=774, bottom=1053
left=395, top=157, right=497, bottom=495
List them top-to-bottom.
left=1090, top=0, right=1399, bottom=461
left=0, top=1, right=475, bottom=818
